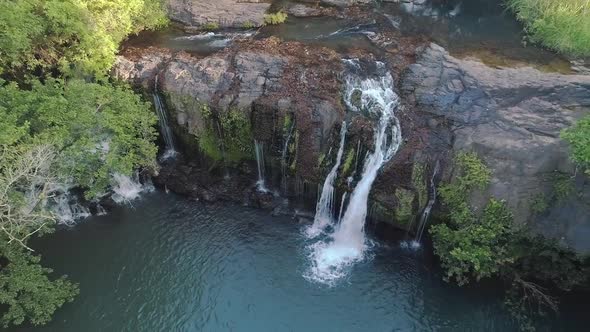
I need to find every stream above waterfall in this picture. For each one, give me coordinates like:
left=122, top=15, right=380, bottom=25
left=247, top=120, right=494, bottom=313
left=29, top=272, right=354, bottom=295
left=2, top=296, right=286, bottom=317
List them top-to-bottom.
left=125, top=0, right=587, bottom=74
left=14, top=192, right=588, bottom=331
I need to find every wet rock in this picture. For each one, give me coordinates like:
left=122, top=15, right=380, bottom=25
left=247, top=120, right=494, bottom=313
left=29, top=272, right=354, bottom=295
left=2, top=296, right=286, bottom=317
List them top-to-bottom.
left=166, top=0, right=271, bottom=29
left=115, top=38, right=345, bottom=186
left=403, top=43, right=590, bottom=253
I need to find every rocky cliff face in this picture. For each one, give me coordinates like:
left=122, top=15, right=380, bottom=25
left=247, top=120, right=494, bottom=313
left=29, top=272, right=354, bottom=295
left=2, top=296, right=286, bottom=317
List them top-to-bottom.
left=114, top=2, right=590, bottom=254
left=403, top=44, right=590, bottom=252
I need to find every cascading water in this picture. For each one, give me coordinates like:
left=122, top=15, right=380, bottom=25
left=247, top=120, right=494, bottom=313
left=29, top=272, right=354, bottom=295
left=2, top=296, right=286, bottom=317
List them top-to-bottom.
left=306, top=63, right=402, bottom=284
left=153, top=75, right=177, bottom=159
left=306, top=122, right=348, bottom=238
left=254, top=140, right=267, bottom=192
left=415, top=160, right=441, bottom=243
left=111, top=173, right=152, bottom=204
left=50, top=186, right=91, bottom=226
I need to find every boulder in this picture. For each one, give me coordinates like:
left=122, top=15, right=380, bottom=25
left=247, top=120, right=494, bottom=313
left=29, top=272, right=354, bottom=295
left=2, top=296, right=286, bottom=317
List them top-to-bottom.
left=166, top=0, right=271, bottom=28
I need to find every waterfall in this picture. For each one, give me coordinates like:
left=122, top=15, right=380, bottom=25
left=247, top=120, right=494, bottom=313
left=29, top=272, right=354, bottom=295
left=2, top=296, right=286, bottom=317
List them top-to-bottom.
left=306, top=67, right=402, bottom=284
left=153, top=75, right=177, bottom=159
left=281, top=121, right=296, bottom=194
left=306, top=122, right=348, bottom=238
left=254, top=140, right=267, bottom=192
left=415, top=160, right=441, bottom=243
left=111, top=173, right=150, bottom=204
left=51, top=188, right=91, bottom=226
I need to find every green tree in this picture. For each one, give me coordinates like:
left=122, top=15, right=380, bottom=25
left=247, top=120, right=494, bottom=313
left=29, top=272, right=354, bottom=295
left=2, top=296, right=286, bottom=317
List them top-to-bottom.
left=0, top=0, right=168, bottom=77
left=0, top=79, right=159, bottom=199
left=0, top=145, right=78, bottom=328
left=430, top=153, right=514, bottom=285
left=0, top=242, right=79, bottom=328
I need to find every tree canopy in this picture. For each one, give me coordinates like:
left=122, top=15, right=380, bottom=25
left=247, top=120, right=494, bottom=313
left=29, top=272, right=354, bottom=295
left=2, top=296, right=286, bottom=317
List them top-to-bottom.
left=0, top=0, right=168, bottom=77
left=0, top=0, right=167, bottom=327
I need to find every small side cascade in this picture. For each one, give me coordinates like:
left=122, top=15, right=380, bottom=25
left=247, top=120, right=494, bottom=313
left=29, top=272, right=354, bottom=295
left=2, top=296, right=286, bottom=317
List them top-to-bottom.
left=153, top=75, right=177, bottom=159
left=281, top=121, right=296, bottom=194
left=306, top=122, right=348, bottom=238
left=254, top=140, right=267, bottom=192
left=415, top=160, right=441, bottom=243
left=111, top=173, right=152, bottom=204
left=51, top=186, right=91, bottom=226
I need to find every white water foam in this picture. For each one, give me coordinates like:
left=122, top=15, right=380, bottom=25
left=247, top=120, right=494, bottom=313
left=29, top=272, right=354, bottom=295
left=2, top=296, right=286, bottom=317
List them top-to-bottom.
left=306, top=68, right=402, bottom=285
left=111, top=173, right=150, bottom=204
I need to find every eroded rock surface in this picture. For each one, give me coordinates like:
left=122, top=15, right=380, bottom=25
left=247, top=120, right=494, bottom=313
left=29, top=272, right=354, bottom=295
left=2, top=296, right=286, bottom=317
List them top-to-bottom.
left=403, top=43, right=590, bottom=252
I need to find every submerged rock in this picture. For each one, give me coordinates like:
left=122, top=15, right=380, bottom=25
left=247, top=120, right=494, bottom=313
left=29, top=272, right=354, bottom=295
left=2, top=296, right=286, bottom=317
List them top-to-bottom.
left=403, top=43, right=590, bottom=253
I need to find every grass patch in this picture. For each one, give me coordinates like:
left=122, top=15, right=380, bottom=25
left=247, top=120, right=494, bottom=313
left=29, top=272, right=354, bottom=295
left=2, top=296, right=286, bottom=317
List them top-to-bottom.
left=506, top=0, right=590, bottom=56
left=264, top=11, right=287, bottom=25
left=201, top=21, right=219, bottom=31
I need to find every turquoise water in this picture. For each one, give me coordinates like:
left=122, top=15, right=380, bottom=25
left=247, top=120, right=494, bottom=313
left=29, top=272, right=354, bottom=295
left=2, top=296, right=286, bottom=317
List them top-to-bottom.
left=10, top=192, right=577, bottom=331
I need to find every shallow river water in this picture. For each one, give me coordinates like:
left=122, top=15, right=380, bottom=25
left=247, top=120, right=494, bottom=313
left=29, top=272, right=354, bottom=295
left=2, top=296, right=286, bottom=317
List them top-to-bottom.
left=12, top=192, right=586, bottom=331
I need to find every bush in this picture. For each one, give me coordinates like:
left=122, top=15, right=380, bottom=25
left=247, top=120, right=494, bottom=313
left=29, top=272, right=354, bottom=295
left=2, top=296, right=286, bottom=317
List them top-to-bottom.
left=506, top=0, right=590, bottom=57
left=264, top=11, right=288, bottom=25
left=202, top=22, right=220, bottom=31
left=561, top=115, right=590, bottom=175
left=430, top=152, right=515, bottom=285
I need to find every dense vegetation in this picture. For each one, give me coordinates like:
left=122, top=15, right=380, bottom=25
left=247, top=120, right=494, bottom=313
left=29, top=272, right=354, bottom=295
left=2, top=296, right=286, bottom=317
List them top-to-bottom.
left=0, top=0, right=167, bottom=327
left=0, top=0, right=167, bottom=77
left=506, top=0, right=590, bottom=57
left=562, top=116, right=590, bottom=175
left=431, top=152, right=589, bottom=331
left=430, top=153, right=514, bottom=285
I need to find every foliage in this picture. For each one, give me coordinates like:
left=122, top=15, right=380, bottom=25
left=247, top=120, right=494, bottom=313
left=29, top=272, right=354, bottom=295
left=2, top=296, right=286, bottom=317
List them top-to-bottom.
left=0, top=0, right=168, bottom=77
left=506, top=0, right=590, bottom=56
left=264, top=11, right=288, bottom=25
left=242, top=21, right=256, bottom=29
left=202, top=22, right=220, bottom=31
left=0, top=79, right=158, bottom=199
left=197, top=106, right=253, bottom=164
left=220, top=109, right=253, bottom=163
left=561, top=115, right=590, bottom=175
left=0, top=145, right=56, bottom=249
left=0, top=147, right=79, bottom=328
left=341, top=148, right=356, bottom=176
left=438, top=152, right=491, bottom=225
left=431, top=153, right=516, bottom=284
left=552, top=172, right=574, bottom=201
left=394, top=188, right=415, bottom=226
left=529, top=194, right=548, bottom=214
left=431, top=198, right=515, bottom=285
left=0, top=241, right=79, bottom=328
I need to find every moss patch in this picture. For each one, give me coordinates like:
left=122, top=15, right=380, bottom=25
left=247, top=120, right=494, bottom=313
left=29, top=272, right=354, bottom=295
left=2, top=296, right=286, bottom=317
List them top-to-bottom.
left=395, top=188, right=415, bottom=226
